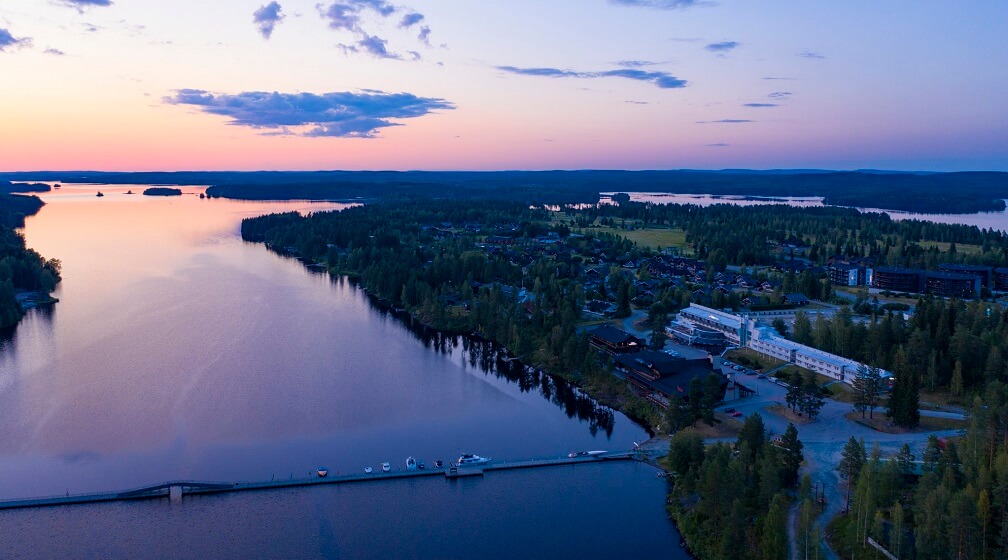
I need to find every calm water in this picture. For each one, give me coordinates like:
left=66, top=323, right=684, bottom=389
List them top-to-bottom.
left=0, top=184, right=681, bottom=558
left=604, top=192, right=1008, bottom=231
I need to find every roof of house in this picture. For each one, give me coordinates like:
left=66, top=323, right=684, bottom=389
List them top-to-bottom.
left=784, top=293, right=810, bottom=303
left=588, top=325, right=639, bottom=345
left=646, top=368, right=725, bottom=398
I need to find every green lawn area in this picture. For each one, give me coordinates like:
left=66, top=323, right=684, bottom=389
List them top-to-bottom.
left=595, top=226, right=688, bottom=250
left=916, top=240, right=984, bottom=256
left=724, top=347, right=785, bottom=371
left=845, top=411, right=968, bottom=433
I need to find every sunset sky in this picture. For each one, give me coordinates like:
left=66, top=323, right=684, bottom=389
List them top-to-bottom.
left=1, top=0, right=1006, bottom=171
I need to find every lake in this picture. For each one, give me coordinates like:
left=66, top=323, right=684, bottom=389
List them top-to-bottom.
left=0, top=184, right=682, bottom=558
left=604, top=192, right=1008, bottom=231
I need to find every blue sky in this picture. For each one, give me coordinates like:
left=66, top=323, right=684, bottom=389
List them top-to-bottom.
left=0, top=0, right=1005, bottom=171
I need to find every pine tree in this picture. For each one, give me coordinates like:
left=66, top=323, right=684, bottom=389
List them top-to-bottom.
left=781, top=422, right=804, bottom=487
left=838, top=436, right=866, bottom=513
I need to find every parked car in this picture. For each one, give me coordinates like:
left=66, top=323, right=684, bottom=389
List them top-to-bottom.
left=757, top=374, right=767, bottom=379
left=731, top=411, right=743, bottom=417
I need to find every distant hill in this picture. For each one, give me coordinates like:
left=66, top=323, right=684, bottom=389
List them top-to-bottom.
left=1, top=170, right=1005, bottom=214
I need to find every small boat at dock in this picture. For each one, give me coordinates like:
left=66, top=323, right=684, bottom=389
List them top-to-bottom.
left=456, top=454, right=491, bottom=466
left=406, top=457, right=417, bottom=471
left=381, top=462, right=391, bottom=473
left=364, top=466, right=372, bottom=474
left=317, top=467, right=328, bottom=478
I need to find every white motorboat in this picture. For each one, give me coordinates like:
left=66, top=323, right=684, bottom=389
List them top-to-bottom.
left=456, top=453, right=491, bottom=466
left=406, top=456, right=418, bottom=471
left=381, top=462, right=391, bottom=473
left=364, top=466, right=373, bottom=474
left=317, top=467, right=328, bottom=478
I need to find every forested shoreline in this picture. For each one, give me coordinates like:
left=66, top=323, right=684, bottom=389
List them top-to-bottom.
left=4, top=170, right=1006, bottom=214
left=0, top=194, right=61, bottom=329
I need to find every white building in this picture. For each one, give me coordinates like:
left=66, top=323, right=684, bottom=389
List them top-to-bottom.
left=679, top=303, right=891, bottom=386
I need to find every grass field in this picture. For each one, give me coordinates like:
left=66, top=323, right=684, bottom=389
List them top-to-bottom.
left=594, top=226, right=688, bottom=250
left=916, top=240, right=984, bottom=256
left=724, top=347, right=784, bottom=371
left=844, top=411, right=967, bottom=433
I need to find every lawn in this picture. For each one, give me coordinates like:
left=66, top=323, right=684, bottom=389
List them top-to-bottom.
left=595, top=226, right=688, bottom=250
left=916, top=240, right=984, bottom=256
left=724, top=347, right=784, bottom=371
left=766, top=403, right=814, bottom=425
left=844, top=411, right=967, bottom=433
left=681, top=413, right=744, bottom=439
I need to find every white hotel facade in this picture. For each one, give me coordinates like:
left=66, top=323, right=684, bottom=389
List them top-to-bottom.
left=676, top=304, right=891, bottom=385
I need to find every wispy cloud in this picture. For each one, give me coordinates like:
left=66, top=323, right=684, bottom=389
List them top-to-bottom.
left=59, top=0, right=112, bottom=13
left=610, top=0, right=705, bottom=9
left=317, top=1, right=431, bottom=59
left=253, top=2, right=285, bottom=39
left=398, top=12, right=424, bottom=28
left=417, top=25, right=431, bottom=46
left=0, top=28, right=31, bottom=52
left=355, top=34, right=398, bottom=59
left=704, top=41, right=739, bottom=53
left=44, top=47, right=65, bottom=55
left=797, top=50, right=825, bottom=59
left=616, top=60, right=661, bottom=68
left=497, top=65, right=687, bottom=89
left=763, top=76, right=795, bottom=80
left=164, top=89, right=454, bottom=138
left=767, top=91, right=792, bottom=99
left=626, top=100, right=649, bottom=105
left=743, top=103, right=777, bottom=108
left=696, top=119, right=753, bottom=124
left=707, top=143, right=730, bottom=147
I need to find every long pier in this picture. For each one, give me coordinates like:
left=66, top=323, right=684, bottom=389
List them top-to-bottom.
left=0, top=452, right=644, bottom=511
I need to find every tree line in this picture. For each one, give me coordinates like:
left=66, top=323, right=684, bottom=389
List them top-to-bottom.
left=0, top=194, right=62, bottom=329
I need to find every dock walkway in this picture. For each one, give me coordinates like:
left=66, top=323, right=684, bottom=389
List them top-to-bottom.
left=0, top=452, right=641, bottom=511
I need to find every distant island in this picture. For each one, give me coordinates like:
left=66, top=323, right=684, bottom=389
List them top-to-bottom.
left=2, top=170, right=1007, bottom=214
left=1, top=181, right=51, bottom=195
left=142, top=187, right=182, bottom=196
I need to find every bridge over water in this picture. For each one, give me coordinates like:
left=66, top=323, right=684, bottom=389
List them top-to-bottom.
left=0, top=451, right=650, bottom=511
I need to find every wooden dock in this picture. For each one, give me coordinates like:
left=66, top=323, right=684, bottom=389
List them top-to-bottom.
left=0, top=452, right=640, bottom=511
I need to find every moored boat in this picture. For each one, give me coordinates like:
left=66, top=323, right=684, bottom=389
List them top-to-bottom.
left=456, top=453, right=491, bottom=466
left=406, top=456, right=417, bottom=471
left=381, top=462, right=391, bottom=473
left=364, top=466, right=373, bottom=474
left=317, top=467, right=328, bottom=478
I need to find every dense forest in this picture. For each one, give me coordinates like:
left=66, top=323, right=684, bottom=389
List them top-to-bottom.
left=4, top=169, right=1006, bottom=214
left=0, top=194, right=62, bottom=328
left=791, top=297, right=1007, bottom=399
left=833, top=383, right=1008, bottom=560
left=666, top=416, right=808, bottom=560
